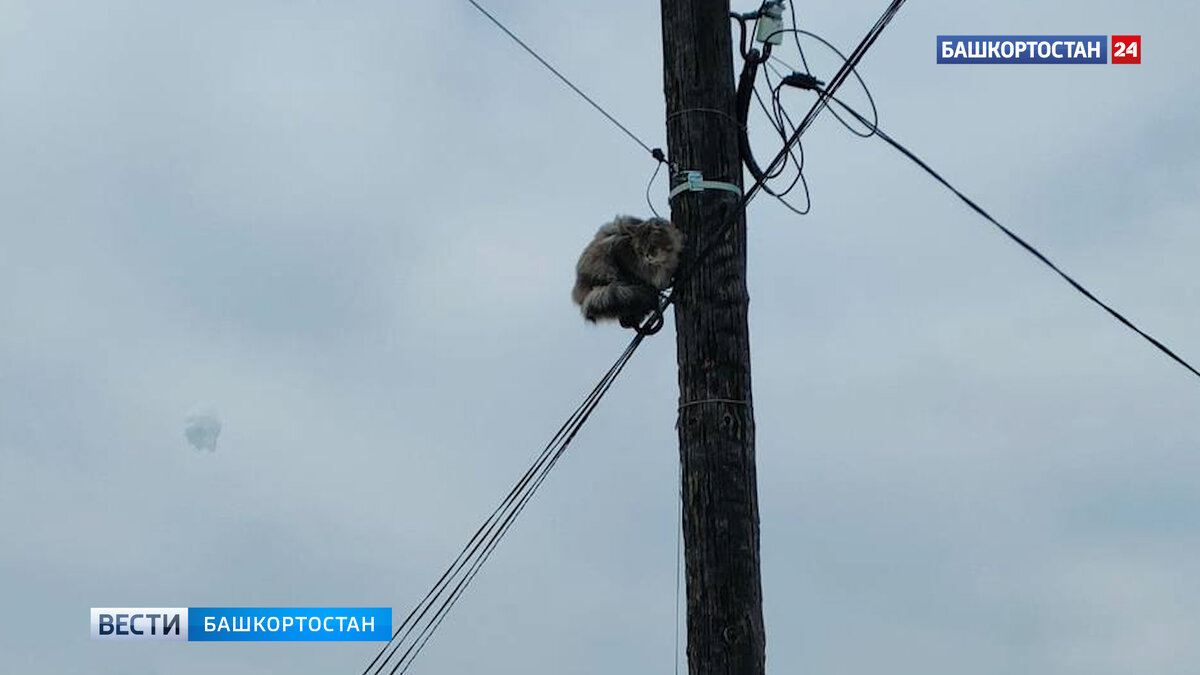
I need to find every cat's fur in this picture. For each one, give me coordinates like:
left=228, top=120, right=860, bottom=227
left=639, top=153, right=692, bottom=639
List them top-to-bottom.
left=572, top=215, right=683, bottom=328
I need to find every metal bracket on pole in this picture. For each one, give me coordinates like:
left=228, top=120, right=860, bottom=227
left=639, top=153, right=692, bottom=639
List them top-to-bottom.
left=668, top=171, right=743, bottom=200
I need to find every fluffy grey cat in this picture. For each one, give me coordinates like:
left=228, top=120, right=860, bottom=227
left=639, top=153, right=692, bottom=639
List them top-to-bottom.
left=572, top=215, right=684, bottom=328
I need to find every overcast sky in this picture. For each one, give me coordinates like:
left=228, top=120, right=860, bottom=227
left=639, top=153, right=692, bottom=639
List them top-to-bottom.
left=2, top=1, right=1199, bottom=673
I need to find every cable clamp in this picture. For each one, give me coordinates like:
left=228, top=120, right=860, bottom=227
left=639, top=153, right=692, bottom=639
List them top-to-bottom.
left=781, top=72, right=824, bottom=91
left=668, top=171, right=742, bottom=200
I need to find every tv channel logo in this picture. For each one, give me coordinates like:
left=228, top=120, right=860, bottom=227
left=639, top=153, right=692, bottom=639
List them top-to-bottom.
left=936, top=35, right=1144, bottom=65
left=937, top=35, right=1109, bottom=64
left=1111, top=35, right=1142, bottom=64
left=91, top=607, right=392, bottom=642
left=91, top=608, right=188, bottom=642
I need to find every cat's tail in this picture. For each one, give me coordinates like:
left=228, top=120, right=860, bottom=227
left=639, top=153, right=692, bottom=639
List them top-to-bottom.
left=579, top=282, right=659, bottom=327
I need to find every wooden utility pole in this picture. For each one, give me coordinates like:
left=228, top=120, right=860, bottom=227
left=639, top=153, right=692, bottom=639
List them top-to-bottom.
left=660, top=1, right=766, bottom=675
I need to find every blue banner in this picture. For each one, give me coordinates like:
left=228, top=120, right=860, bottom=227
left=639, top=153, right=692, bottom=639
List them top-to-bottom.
left=937, top=35, right=1108, bottom=64
left=187, top=607, right=391, bottom=642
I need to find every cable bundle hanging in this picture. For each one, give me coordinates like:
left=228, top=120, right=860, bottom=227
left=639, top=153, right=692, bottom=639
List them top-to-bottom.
left=728, top=0, right=903, bottom=218
left=731, top=4, right=810, bottom=214
left=361, top=334, right=647, bottom=675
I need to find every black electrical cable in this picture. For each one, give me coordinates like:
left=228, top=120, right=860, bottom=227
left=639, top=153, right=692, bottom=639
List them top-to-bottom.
left=464, top=0, right=661, bottom=162
left=787, top=0, right=811, bottom=72
left=731, top=10, right=753, bottom=60
left=731, top=21, right=809, bottom=213
left=736, top=47, right=806, bottom=210
left=758, top=58, right=811, bottom=202
left=752, top=69, right=806, bottom=179
left=758, top=82, right=811, bottom=213
left=819, top=93, right=1200, bottom=382
left=646, top=160, right=665, bottom=219
left=362, top=333, right=646, bottom=675
left=395, top=335, right=646, bottom=675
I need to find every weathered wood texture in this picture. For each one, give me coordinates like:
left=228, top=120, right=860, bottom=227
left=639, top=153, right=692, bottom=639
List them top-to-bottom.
left=661, top=1, right=765, bottom=674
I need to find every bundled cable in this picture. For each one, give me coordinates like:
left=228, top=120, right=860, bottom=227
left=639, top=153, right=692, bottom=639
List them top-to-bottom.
left=731, top=6, right=810, bottom=214
left=361, top=335, right=646, bottom=675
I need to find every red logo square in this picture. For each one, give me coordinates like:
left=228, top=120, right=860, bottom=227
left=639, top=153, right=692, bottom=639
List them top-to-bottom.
left=1112, top=35, right=1141, bottom=64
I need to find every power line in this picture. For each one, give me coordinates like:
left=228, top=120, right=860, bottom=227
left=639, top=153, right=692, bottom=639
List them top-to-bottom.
left=463, top=0, right=660, bottom=160
left=786, top=0, right=811, bottom=72
left=821, top=93, right=1200, bottom=381
left=361, top=333, right=646, bottom=675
